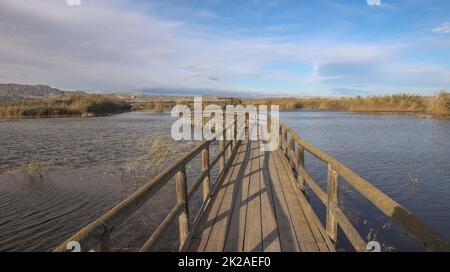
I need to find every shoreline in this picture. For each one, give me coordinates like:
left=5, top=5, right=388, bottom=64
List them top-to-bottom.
left=2, top=108, right=449, bottom=121
left=0, top=109, right=133, bottom=120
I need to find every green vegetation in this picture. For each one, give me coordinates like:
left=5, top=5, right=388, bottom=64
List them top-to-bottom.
left=0, top=95, right=131, bottom=119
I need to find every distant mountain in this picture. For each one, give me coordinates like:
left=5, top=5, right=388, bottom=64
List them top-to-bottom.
left=0, top=84, right=84, bottom=100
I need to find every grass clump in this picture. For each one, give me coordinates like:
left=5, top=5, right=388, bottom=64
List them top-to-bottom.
left=24, top=161, right=51, bottom=176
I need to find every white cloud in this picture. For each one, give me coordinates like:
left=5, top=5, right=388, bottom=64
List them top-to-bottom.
left=0, top=0, right=448, bottom=96
left=432, top=22, right=450, bottom=34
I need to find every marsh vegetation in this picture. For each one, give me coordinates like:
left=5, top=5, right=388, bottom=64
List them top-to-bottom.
left=243, top=91, right=450, bottom=118
left=0, top=95, right=131, bottom=119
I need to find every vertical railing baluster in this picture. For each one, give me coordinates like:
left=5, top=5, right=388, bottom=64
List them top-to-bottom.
left=233, top=114, right=237, bottom=148
left=284, top=129, right=289, bottom=157
left=289, top=136, right=296, bottom=170
left=202, top=145, right=211, bottom=201
left=296, top=145, right=305, bottom=193
left=326, top=163, right=339, bottom=244
left=176, top=165, right=189, bottom=250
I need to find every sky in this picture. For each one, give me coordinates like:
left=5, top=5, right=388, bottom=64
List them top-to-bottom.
left=0, top=0, right=450, bottom=97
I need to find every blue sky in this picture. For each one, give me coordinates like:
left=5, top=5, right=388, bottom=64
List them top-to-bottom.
left=0, top=0, right=450, bottom=96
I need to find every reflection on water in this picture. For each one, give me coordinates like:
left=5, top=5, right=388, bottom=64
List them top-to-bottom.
left=0, top=110, right=449, bottom=251
left=281, top=111, right=450, bottom=251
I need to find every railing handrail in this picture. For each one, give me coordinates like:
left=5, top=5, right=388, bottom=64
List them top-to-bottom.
left=55, top=112, right=449, bottom=252
left=55, top=114, right=242, bottom=252
left=277, top=119, right=450, bottom=252
left=54, top=140, right=211, bottom=252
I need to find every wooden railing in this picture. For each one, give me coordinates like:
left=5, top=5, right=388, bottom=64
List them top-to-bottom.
left=54, top=112, right=449, bottom=252
left=54, top=116, right=241, bottom=252
left=278, top=120, right=450, bottom=252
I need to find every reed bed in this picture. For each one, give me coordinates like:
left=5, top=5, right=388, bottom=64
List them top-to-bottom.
left=243, top=91, right=450, bottom=117
left=0, top=95, right=131, bottom=118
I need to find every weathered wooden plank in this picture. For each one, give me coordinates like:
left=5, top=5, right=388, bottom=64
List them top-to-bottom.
left=183, top=141, right=241, bottom=252
left=223, top=141, right=252, bottom=252
left=243, top=141, right=263, bottom=252
left=204, top=142, right=247, bottom=252
left=258, top=143, right=281, bottom=252
left=188, top=144, right=244, bottom=252
left=275, top=149, right=332, bottom=252
left=266, top=150, right=300, bottom=252
left=272, top=150, right=319, bottom=252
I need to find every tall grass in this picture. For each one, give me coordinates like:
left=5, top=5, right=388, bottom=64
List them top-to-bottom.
left=243, top=91, right=450, bottom=117
left=429, top=91, right=450, bottom=117
left=0, top=95, right=131, bottom=118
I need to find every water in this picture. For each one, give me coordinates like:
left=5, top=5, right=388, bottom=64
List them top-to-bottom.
left=0, top=110, right=449, bottom=251
left=0, top=111, right=218, bottom=252
left=281, top=111, right=450, bottom=251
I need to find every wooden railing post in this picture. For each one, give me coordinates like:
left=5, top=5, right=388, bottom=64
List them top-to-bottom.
left=233, top=114, right=238, bottom=148
left=279, top=125, right=283, bottom=150
left=282, top=128, right=289, bottom=156
left=289, top=136, right=296, bottom=170
left=219, top=140, right=225, bottom=173
left=296, top=145, right=305, bottom=193
left=202, top=146, right=211, bottom=201
left=326, top=163, right=339, bottom=244
left=176, top=165, right=190, bottom=250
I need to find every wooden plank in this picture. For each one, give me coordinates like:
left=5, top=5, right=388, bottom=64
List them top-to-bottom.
left=223, top=141, right=252, bottom=252
left=243, top=141, right=263, bottom=252
left=204, top=142, right=247, bottom=252
left=258, top=143, right=281, bottom=252
left=189, top=144, right=245, bottom=252
left=266, top=149, right=300, bottom=252
left=276, top=149, right=332, bottom=252
left=272, top=150, right=319, bottom=252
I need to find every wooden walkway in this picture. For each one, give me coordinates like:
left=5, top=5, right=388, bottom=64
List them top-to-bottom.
left=54, top=117, right=450, bottom=253
left=188, top=141, right=334, bottom=252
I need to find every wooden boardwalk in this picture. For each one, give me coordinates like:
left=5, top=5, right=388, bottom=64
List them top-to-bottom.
left=54, top=117, right=450, bottom=253
left=188, top=141, right=334, bottom=252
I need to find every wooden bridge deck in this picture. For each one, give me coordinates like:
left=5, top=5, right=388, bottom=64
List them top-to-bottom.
left=54, top=119, right=450, bottom=253
left=187, top=141, right=335, bottom=252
